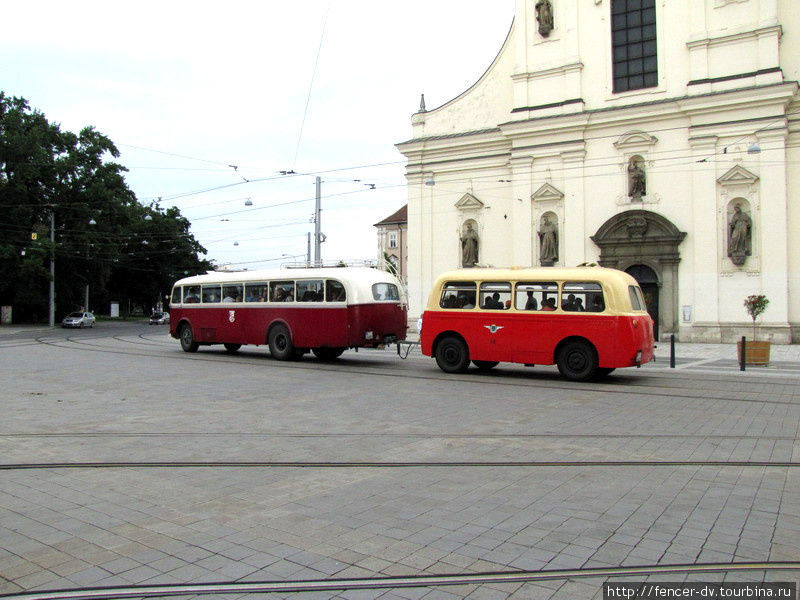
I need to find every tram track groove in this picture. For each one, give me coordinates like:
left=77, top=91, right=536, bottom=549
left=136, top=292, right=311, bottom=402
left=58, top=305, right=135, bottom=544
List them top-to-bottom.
left=31, top=335, right=800, bottom=407
left=0, top=432, right=796, bottom=441
left=1, top=459, right=798, bottom=470
left=4, top=561, right=799, bottom=600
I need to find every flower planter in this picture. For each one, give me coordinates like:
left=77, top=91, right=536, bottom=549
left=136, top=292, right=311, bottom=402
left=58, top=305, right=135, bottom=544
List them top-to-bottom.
left=737, top=340, right=770, bottom=366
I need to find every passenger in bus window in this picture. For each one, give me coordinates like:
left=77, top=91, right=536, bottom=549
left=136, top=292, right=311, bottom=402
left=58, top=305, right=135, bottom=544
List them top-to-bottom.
left=525, top=291, right=538, bottom=310
left=459, top=294, right=475, bottom=309
left=562, top=294, right=577, bottom=311
left=590, top=296, right=605, bottom=312
left=541, top=297, right=556, bottom=311
left=575, top=297, right=585, bottom=311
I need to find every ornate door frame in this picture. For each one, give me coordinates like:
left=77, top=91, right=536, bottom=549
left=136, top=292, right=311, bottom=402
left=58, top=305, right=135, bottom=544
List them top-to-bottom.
left=591, top=210, right=686, bottom=339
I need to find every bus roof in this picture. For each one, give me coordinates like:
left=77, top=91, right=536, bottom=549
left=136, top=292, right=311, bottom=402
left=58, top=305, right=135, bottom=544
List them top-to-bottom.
left=173, top=266, right=399, bottom=287
left=431, top=266, right=639, bottom=287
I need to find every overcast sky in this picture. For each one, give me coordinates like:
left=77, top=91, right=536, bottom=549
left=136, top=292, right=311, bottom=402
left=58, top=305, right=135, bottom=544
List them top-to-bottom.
left=3, top=1, right=515, bottom=269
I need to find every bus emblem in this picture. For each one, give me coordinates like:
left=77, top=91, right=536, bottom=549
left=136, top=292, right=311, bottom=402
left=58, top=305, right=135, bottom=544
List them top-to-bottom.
left=229, top=311, right=236, bottom=323
left=484, top=324, right=504, bottom=334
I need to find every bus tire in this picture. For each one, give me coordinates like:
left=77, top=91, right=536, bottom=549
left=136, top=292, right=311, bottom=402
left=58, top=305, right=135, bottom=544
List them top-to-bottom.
left=179, top=324, right=199, bottom=353
left=268, top=324, right=296, bottom=361
left=435, top=336, right=470, bottom=374
left=557, top=340, right=598, bottom=382
left=224, top=343, right=241, bottom=354
left=312, top=347, right=345, bottom=361
left=472, top=360, right=499, bottom=371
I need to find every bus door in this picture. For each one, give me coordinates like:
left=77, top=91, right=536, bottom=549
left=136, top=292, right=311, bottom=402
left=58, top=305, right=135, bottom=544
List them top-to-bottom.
left=472, top=282, right=515, bottom=362
left=511, top=282, right=559, bottom=364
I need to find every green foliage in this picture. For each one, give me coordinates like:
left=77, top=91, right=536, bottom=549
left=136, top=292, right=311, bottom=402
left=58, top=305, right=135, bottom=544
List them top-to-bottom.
left=0, top=92, right=212, bottom=322
left=382, top=251, right=398, bottom=276
left=743, top=294, right=769, bottom=340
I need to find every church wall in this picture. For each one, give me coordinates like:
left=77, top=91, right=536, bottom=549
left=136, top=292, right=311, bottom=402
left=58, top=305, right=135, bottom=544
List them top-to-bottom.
left=398, top=0, right=799, bottom=342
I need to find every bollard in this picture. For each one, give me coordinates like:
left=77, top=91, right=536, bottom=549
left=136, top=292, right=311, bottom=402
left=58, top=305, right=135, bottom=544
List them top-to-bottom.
left=670, top=334, right=675, bottom=369
left=740, top=336, right=746, bottom=371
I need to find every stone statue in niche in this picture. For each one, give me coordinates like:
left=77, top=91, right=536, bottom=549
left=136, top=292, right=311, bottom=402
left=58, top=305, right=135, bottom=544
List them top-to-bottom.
left=535, top=0, right=554, bottom=37
left=628, top=158, right=646, bottom=200
left=727, top=204, right=752, bottom=266
left=538, top=215, right=558, bottom=266
left=460, top=222, right=479, bottom=268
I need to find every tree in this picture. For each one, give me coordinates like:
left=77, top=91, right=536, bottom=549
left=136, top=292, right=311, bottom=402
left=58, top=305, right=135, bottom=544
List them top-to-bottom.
left=0, top=92, right=211, bottom=321
left=743, top=294, right=769, bottom=341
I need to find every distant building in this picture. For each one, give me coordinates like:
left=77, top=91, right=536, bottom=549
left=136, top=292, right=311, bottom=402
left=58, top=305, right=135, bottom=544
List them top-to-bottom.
left=397, top=0, right=799, bottom=343
left=374, top=205, right=408, bottom=283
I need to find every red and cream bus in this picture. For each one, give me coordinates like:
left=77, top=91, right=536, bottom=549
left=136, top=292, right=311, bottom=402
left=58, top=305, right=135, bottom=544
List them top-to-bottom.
left=419, top=266, right=655, bottom=381
left=169, top=267, right=407, bottom=360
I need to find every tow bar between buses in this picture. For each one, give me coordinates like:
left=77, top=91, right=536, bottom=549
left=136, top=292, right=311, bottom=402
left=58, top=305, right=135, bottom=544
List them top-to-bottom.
left=395, top=340, right=419, bottom=360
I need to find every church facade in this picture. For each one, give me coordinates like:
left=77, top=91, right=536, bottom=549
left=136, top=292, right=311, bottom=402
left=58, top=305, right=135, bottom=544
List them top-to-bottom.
left=397, top=0, right=800, bottom=342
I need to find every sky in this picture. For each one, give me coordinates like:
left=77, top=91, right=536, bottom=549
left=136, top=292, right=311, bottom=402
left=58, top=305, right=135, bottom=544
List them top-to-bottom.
left=2, top=1, right=516, bottom=270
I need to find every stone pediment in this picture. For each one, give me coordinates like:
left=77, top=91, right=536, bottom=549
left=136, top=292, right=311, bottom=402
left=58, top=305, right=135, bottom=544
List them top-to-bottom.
left=614, top=131, right=658, bottom=151
left=717, top=164, right=759, bottom=187
left=531, top=183, right=564, bottom=203
left=455, top=193, right=484, bottom=210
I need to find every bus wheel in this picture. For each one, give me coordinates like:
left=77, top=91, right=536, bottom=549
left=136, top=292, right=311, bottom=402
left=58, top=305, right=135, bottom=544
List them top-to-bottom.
left=179, top=324, right=199, bottom=353
left=268, top=325, right=295, bottom=361
left=435, top=336, right=470, bottom=373
left=557, top=340, right=598, bottom=382
left=224, top=343, right=241, bottom=354
left=312, top=347, right=345, bottom=361
left=472, top=360, right=499, bottom=371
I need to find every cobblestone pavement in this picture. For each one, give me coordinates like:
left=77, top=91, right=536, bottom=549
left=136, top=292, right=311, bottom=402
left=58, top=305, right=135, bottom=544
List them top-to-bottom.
left=0, top=326, right=798, bottom=599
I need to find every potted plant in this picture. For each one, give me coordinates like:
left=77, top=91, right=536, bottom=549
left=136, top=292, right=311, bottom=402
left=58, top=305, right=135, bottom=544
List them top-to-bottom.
left=738, top=294, right=770, bottom=366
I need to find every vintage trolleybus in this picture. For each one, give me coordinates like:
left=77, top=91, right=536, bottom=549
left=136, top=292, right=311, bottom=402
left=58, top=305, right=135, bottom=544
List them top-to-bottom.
left=420, top=266, right=655, bottom=381
left=169, top=267, right=407, bottom=360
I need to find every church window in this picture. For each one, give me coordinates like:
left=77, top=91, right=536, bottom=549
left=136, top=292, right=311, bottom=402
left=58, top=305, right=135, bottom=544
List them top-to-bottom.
left=611, top=0, right=658, bottom=93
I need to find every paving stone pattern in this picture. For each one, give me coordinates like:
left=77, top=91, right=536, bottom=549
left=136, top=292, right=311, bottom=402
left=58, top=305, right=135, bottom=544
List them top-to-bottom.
left=0, top=329, right=798, bottom=599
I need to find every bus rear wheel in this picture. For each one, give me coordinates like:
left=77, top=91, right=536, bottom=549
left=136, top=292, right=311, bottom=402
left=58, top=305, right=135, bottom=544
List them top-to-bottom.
left=179, top=324, right=199, bottom=353
left=268, top=325, right=296, bottom=361
left=435, top=336, right=470, bottom=373
left=557, top=340, right=599, bottom=382
left=224, top=343, right=241, bottom=354
left=312, top=347, right=346, bottom=361
left=472, top=360, right=499, bottom=371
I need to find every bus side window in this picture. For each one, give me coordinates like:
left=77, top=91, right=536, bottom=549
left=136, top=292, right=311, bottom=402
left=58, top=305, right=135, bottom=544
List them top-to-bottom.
left=297, top=280, right=324, bottom=302
left=326, top=280, right=346, bottom=302
left=270, top=281, right=295, bottom=302
left=439, top=282, right=476, bottom=309
left=480, top=282, right=511, bottom=310
left=514, top=282, right=557, bottom=311
left=561, top=282, right=602, bottom=312
left=245, top=283, right=267, bottom=302
left=222, top=284, right=243, bottom=303
left=184, top=285, right=200, bottom=303
left=201, top=285, right=221, bottom=303
left=171, top=287, right=182, bottom=304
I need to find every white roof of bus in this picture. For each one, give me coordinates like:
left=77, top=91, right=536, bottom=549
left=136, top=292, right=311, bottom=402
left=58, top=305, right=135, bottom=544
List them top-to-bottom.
left=432, top=266, right=638, bottom=286
left=173, top=267, right=398, bottom=287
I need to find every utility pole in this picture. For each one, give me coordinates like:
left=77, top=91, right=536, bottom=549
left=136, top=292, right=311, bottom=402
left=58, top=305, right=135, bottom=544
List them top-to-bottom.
left=314, top=176, right=322, bottom=266
left=49, top=210, right=55, bottom=326
left=306, top=232, right=311, bottom=267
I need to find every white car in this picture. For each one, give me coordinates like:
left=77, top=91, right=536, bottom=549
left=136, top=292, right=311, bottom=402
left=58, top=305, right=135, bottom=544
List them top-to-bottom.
left=62, top=311, right=95, bottom=328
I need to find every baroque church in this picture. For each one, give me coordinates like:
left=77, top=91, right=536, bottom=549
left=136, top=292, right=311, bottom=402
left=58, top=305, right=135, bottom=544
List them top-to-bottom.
left=396, top=0, right=799, bottom=343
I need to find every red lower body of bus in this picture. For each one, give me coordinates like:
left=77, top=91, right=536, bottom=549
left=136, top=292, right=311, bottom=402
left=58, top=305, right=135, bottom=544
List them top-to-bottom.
left=169, top=303, right=407, bottom=350
left=420, top=311, right=655, bottom=369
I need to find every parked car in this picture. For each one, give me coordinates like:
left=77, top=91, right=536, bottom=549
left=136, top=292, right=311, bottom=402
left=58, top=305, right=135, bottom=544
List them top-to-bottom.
left=62, top=311, right=95, bottom=328
left=149, top=312, right=170, bottom=325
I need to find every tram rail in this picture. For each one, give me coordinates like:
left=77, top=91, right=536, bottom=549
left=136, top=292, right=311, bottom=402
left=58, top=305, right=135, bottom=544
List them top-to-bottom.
left=4, top=562, right=799, bottom=600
